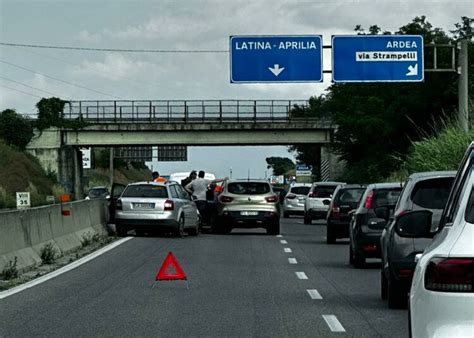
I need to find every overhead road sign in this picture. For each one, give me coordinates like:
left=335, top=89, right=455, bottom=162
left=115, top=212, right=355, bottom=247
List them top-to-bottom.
left=230, top=35, right=323, bottom=83
left=332, top=35, right=424, bottom=82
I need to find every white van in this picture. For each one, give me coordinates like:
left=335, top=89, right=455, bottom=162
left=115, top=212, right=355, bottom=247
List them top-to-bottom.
left=169, top=172, right=216, bottom=184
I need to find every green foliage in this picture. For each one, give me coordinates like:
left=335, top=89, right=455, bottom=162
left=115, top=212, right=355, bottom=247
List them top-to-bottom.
left=36, top=97, right=66, bottom=131
left=0, top=109, right=34, bottom=150
left=265, top=157, right=295, bottom=176
left=80, top=232, right=102, bottom=247
left=40, top=242, right=58, bottom=265
left=1, top=257, right=19, bottom=280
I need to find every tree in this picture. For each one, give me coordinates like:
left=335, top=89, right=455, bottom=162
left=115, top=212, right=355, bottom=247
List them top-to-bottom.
left=36, top=97, right=67, bottom=131
left=0, top=109, right=34, bottom=150
left=265, top=157, right=294, bottom=176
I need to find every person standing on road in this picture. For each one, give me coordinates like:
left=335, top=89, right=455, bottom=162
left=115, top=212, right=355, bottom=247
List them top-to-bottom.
left=181, top=170, right=197, bottom=188
left=152, top=171, right=168, bottom=183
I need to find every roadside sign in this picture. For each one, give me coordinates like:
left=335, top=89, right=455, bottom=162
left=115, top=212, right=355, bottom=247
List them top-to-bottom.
left=230, top=35, right=323, bottom=83
left=332, top=35, right=424, bottom=82
left=80, top=147, right=91, bottom=169
left=296, top=165, right=312, bottom=176
left=16, top=192, right=31, bottom=209
left=46, top=195, right=55, bottom=204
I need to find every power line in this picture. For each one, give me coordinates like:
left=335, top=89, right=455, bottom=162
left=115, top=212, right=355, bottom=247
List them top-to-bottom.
left=0, top=42, right=228, bottom=53
left=0, top=59, right=124, bottom=99
left=0, top=75, right=65, bottom=98
left=0, top=84, right=42, bottom=98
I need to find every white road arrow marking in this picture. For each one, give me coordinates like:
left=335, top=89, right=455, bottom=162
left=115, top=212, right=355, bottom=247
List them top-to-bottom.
left=268, top=64, right=285, bottom=76
left=406, top=64, right=418, bottom=76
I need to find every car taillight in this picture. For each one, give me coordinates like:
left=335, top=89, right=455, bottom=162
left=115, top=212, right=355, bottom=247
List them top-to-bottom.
left=364, top=190, right=374, bottom=209
left=308, top=192, right=318, bottom=198
left=286, top=194, right=296, bottom=200
left=219, top=195, right=234, bottom=203
left=265, top=195, right=278, bottom=203
left=116, top=199, right=122, bottom=210
left=164, top=199, right=174, bottom=211
left=332, top=204, right=340, bottom=213
left=425, top=258, right=474, bottom=292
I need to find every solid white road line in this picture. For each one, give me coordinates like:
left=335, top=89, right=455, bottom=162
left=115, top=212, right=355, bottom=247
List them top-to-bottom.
left=276, top=235, right=283, bottom=238
left=0, top=237, right=133, bottom=300
left=280, top=240, right=288, bottom=244
left=284, top=248, right=292, bottom=253
left=288, top=258, right=298, bottom=264
left=295, top=272, right=308, bottom=280
left=307, top=289, right=323, bottom=300
left=322, top=315, right=346, bottom=332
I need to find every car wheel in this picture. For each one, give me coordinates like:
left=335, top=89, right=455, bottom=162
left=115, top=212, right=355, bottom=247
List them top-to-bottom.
left=283, top=212, right=290, bottom=218
left=303, top=214, right=312, bottom=224
left=176, top=216, right=185, bottom=238
left=116, top=224, right=127, bottom=237
left=326, top=227, right=336, bottom=244
left=353, top=250, right=365, bottom=268
left=381, top=270, right=388, bottom=300
left=388, top=275, right=407, bottom=309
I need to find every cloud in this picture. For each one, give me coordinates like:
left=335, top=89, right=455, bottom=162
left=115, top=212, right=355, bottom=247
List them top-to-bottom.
left=76, top=30, right=102, bottom=43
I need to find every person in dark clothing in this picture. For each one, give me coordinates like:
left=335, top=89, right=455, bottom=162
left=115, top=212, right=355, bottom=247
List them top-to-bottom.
left=181, top=171, right=197, bottom=190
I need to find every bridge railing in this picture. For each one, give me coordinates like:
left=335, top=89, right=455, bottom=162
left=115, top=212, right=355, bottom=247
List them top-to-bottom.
left=63, top=100, right=311, bottom=123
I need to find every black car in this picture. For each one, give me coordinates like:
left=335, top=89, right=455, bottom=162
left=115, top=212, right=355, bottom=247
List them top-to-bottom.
left=349, top=183, right=402, bottom=268
left=326, top=184, right=366, bottom=244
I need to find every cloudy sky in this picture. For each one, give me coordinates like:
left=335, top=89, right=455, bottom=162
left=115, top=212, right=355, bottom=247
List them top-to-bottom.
left=0, top=0, right=471, bottom=179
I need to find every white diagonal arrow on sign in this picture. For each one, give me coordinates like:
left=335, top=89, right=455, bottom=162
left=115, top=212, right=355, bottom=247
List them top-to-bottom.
left=268, top=64, right=285, bottom=76
left=406, top=64, right=418, bottom=76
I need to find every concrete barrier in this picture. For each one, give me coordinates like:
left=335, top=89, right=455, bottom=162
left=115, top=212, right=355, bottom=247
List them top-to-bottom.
left=0, top=199, right=108, bottom=273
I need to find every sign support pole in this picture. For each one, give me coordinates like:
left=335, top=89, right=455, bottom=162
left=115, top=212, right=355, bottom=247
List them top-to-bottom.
left=458, top=40, right=469, bottom=131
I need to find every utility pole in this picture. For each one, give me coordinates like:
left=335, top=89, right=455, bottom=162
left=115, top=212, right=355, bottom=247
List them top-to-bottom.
left=458, top=39, right=469, bottom=131
left=109, top=147, right=114, bottom=189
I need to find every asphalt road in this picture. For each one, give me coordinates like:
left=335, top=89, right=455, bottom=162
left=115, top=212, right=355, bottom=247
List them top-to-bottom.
left=0, top=217, right=407, bottom=337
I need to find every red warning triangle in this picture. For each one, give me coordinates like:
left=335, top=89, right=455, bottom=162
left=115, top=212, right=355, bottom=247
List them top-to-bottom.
left=156, top=252, right=187, bottom=281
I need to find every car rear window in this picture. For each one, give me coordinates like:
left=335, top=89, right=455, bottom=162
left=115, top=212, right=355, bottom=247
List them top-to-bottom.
left=411, top=177, right=454, bottom=209
left=228, top=182, right=271, bottom=195
left=122, top=185, right=168, bottom=198
left=313, top=185, right=338, bottom=198
left=290, top=186, right=310, bottom=195
left=465, top=186, right=474, bottom=223
left=89, top=188, right=108, bottom=197
left=337, top=188, right=365, bottom=203
left=373, top=188, right=402, bottom=207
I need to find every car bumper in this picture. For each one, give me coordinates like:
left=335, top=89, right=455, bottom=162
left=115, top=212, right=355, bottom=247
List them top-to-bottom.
left=282, top=203, right=305, bottom=214
left=305, top=208, right=328, bottom=220
left=219, top=210, right=280, bottom=228
left=115, top=211, right=179, bottom=229
left=327, top=220, right=350, bottom=238
left=354, top=232, right=382, bottom=258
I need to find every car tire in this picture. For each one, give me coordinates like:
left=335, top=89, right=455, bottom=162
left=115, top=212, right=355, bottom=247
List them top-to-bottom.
left=283, top=212, right=290, bottom=218
left=303, top=214, right=312, bottom=225
left=176, top=216, right=185, bottom=238
left=188, top=222, right=199, bottom=236
left=116, top=224, right=127, bottom=237
left=326, top=227, right=336, bottom=244
left=353, top=250, right=365, bottom=268
left=381, top=270, right=388, bottom=300
left=388, top=275, right=407, bottom=309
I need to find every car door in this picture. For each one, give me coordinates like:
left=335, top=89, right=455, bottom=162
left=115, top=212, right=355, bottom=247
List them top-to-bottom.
left=108, top=183, right=126, bottom=223
left=176, top=184, right=198, bottom=226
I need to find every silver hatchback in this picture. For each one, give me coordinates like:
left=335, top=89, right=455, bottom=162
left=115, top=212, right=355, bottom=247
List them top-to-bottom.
left=114, top=181, right=199, bottom=237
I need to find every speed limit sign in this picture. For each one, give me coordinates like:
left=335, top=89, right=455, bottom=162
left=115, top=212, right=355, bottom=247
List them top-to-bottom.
left=16, top=192, right=31, bottom=209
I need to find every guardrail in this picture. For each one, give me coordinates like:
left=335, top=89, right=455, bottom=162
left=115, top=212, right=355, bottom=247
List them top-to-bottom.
left=62, top=100, right=311, bottom=124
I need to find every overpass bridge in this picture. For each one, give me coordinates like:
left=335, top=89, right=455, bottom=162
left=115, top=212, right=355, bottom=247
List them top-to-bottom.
left=27, top=100, right=337, bottom=198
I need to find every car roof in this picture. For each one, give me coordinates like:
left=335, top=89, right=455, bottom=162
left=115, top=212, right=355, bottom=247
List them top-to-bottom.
left=408, top=171, right=457, bottom=180
left=227, top=179, right=270, bottom=184
left=126, top=181, right=175, bottom=186
left=312, top=181, right=345, bottom=186
left=366, top=182, right=403, bottom=189
left=290, top=183, right=312, bottom=187
left=339, top=184, right=366, bottom=189
left=90, top=186, right=108, bottom=190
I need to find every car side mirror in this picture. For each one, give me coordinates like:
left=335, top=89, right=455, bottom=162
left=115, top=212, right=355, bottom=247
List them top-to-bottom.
left=395, top=210, right=433, bottom=238
left=368, top=218, right=387, bottom=230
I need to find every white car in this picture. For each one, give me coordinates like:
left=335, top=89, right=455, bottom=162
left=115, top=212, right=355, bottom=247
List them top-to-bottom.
left=406, top=142, right=474, bottom=338
left=169, top=172, right=216, bottom=184
left=304, top=182, right=345, bottom=224
left=282, top=183, right=312, bottom=218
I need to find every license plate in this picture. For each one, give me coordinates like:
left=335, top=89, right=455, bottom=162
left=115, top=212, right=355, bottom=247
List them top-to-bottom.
left=134, top=203, right=154, bottom=209
left=240, top=211, right=258, bottom=216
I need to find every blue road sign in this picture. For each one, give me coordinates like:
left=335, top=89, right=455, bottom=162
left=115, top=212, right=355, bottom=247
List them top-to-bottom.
left=230, top=35, right=322, bottom=83
left=332, top=35, right=424, bottom=82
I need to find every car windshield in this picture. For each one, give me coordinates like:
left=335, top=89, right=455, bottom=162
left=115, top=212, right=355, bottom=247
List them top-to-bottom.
left=411, top=177, right=454, bottom=209
left=228, top=182, right=270, bottom=195
left=122, top=185, right=168, bottom=198
left=313, top=185, right=338, bottom=198
left=291, top=186, right=310, bottom=195
left=89, top=188, right=108, bottom=198
left=338, top=188, right=365, bottom=203
left=373, top=188, right=402, bottom=207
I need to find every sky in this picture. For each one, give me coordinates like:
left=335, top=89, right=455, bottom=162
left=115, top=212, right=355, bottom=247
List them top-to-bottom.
left=0, top=0, right=472, bottom=179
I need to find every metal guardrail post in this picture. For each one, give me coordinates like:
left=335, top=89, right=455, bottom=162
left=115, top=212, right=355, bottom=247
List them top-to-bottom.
left=114, top=101, right=117, bottom=122
left=149, top=101, right=153, bottom=123
left=185, top=101, right=188, bottom=123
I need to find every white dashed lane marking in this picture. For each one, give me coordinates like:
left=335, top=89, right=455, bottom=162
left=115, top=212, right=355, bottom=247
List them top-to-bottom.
left=276, top=235, right=283, bottom=238
left=280, top=240, right=288, bottom=244
left=284, top=248, right=292, bottom=253
left=288, top=258, right=298, bottom=264
left=295, top=272, right=308, bottom=280
left=307, top=289, right=323, bottom=300
left=322, top=315, right=346, bottom=332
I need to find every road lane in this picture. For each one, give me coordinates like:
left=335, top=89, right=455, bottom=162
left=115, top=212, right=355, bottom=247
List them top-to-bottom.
left=0, top=217, right=406, bottom=337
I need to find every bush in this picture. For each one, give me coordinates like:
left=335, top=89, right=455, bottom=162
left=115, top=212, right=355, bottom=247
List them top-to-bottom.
left=0, top=109, right=34, bottom=150
left=40, top=242, right=58, bottom=265
left=1, top=257, right=19, bottom=280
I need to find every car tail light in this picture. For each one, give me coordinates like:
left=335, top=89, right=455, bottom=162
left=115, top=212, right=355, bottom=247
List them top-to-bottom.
left=364, top=190, right=374, bottom=209
left=308, top=192, right=318, bottom=198
left=286, top=194, right=296, bottom=200
left=219, top=195, right=234, bottom=203
left=265, top=195, right=278, bottom=203
left=116, top=199, right=122, bottom=210
left=164, top=199, right=174, bottom=211
left=332, top=204, right=340, bottom=213
left=363, top=244, right=377, bottom=252
left=425, top=258, right=474, bottom=292
left=399, top=268, right=414, bottom=278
